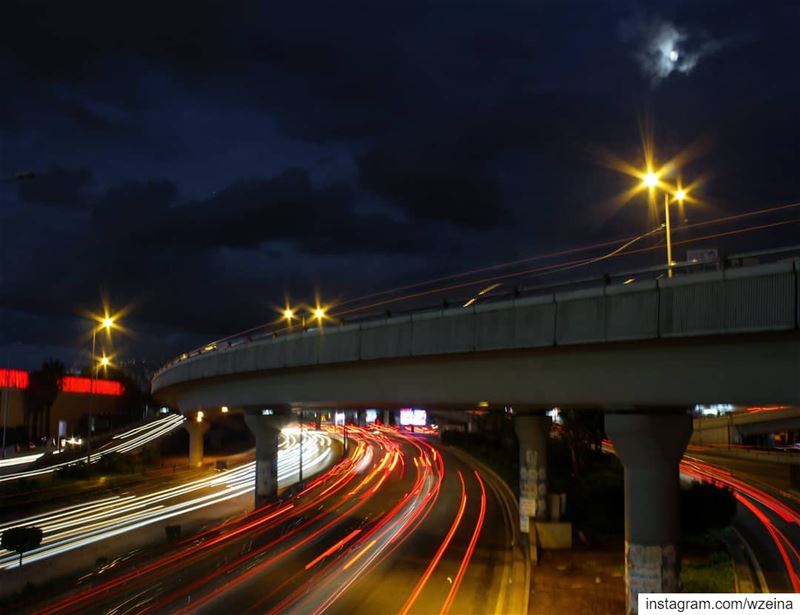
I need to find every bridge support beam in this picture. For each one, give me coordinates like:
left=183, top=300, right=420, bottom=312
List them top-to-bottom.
left=357, top=409, right=366, bottom=427
left=383, top=409, right=391, bottom=426
left=515, top=412, right=551, bottom=524
left=606, top=412, right=692, bottom=615
left=245, top=414, right=288, bottom=508
left=185, top=419, right=209, bottom=467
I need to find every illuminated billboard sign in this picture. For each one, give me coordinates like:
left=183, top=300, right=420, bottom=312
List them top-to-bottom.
left=0, top=369, right=29, bottom=389
left=60, top=376, right=123, bottom=396
left=399, top=408, right=427, bottom=426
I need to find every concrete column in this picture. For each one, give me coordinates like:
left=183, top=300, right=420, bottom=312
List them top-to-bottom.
left=357, top=409, right=366, bottom=427
left=383, top=409, right=391, bottom=426
left=315, top=411, right=322, bottom=430
left=514, top=412, right=551, bottom=524
left=606, top=412, right=692, bottom=614
left=244, top=414, right=287, bottom=508
left=185, top=419, right=210, bottom=467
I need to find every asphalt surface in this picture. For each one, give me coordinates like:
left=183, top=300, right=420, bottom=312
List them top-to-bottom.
left=27, top=428, right=526, bottom=615
left=682, top=450, right=800, bottom=592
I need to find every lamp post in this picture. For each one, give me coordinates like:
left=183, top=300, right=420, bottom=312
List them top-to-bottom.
left=643, top=171, right=689, bottom=279
left=87, top=316, right=114, bottom=465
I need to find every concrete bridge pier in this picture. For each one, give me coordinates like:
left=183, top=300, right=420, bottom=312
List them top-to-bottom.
left=357, top=409, right=366, bottom=427
left=382, top=409, right=391, bottom=426
left=514, top=412, right=552, bottom=524
left=605, top=412, right=692, bottom=615
left=245, top=413, right=289, bottom=508
left=185, top=418, right=209, bottom=467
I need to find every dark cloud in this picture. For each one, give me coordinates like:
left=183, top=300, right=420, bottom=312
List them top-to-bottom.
left=1, top=0, right=799, bottom=369
left=359, top=139, right=510, bottom=228
left=18, top=165, right=92, bottom=208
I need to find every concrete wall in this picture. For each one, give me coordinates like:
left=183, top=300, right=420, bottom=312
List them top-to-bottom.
left=153, top=260, right=800, bottom=411
left=692, top=406, right=800, bottom=444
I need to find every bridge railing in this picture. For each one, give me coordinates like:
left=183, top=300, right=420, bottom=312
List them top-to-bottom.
left=153, top=247, right=800, bottom=382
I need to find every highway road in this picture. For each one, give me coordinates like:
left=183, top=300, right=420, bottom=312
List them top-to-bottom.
left=28, top=427, right=526, bottom=615
left=0, top=428, right=334, bottom=600
left=681, top=451, right=800, bottom=593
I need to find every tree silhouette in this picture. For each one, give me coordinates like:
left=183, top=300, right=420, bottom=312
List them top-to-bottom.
left=26, top=360, right=66, bottom=442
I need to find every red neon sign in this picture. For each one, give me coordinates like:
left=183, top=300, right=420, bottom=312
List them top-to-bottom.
left=0, top=369, right=29, bottom=389
left=60, top=376, right=123, bottom=396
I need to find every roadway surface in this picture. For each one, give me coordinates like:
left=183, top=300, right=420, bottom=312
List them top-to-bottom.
left=27, top=427, right=526, bottom=615
left=0, top=429, right=335, bottom=598
left=682, top=449, right=800, bottom=593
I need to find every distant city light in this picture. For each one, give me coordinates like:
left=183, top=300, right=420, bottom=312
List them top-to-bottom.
left=694, top=404, right=734, bottom=416
left=221, top=406, right=229, bottom=413
left=546, top=407, right=562, bottom=424
left=262, top=409, right=274, bottom=416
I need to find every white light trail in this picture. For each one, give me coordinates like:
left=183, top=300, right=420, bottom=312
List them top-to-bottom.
left=0, top=415, right=186, bottom=483
left=0, top=432, right=333, bottom=569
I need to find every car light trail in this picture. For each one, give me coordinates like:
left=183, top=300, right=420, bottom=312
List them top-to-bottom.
left=0, top=414, right=186, bottom=483
left=35, top=428, right=493, bottom=615
left=262, top=430, right=446, bottom=615
left=0, top=431, right=333, bottom=570
left=175, top=434, right=393, bottom=614
left=0, top=452, right=45, bottom=468
left=679, top=456, right=800, bottom=592
left=398, top=469, right=468, bottom=615
left=441, top=469, right=487, bottom=615
left=735, top=493, right=800, bottom=592
left=304, top=528, right=362, bottom=570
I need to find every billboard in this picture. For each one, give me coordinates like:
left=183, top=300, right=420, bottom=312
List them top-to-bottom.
left=399, top=408, right=427, bottom=426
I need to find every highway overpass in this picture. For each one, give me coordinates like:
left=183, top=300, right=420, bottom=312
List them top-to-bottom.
left=151, top=257, right=800, bottom=614
left=152, top=259, right=800, bottom=411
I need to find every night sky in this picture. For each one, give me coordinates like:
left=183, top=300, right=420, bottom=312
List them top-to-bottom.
left=1, top=1, right=799, bottom=371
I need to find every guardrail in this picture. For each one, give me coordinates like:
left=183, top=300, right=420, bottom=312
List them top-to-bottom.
left=152, top=249, right=800, bottom=384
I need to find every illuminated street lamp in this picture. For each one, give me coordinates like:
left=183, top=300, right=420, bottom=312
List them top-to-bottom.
left=640, top=169, right=689, bottom=279
left=643, top=171, right=659, bottom=189
left=313, top=306, right=326, bottom=321
left=87, top=314, right=116, bottom=464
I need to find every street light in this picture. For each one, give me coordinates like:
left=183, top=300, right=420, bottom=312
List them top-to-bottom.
left=640, top=169, right=690, bottom=279
left=643, top=171, right=659, bottom=189
left=313, top=306, right=326, bottom=321
left=87, top=314, right=116, bottom=465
